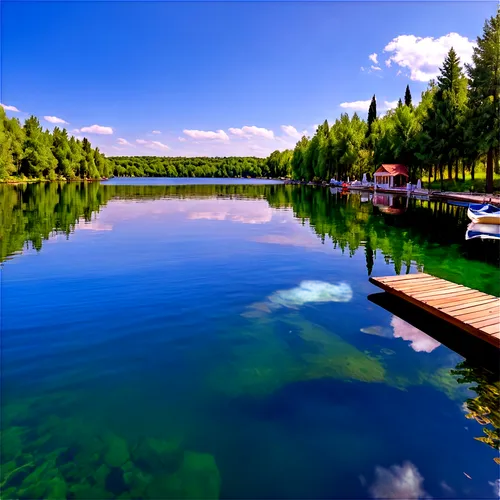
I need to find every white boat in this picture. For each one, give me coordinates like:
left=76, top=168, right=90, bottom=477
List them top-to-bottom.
left=467, top=203, right=500, bottom=224
left=466, top=222, right=500, bottom=241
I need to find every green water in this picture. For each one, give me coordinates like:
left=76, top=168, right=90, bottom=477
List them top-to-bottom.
left=1, top=180, right=499, bottom=499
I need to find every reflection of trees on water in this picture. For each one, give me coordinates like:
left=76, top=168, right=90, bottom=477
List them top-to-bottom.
left=2, top=184, right=499, bottom=295
left=265, top=186, right=500, bottom=294
left=451, top=361, right=500, bottom=464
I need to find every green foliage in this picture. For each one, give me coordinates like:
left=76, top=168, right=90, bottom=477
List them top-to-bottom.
left=466, top=8, right=500, bottom=189
left=404, top=84, right=412, bottom=107
left=367, top=95, right=377, bottom=136
left=0, top=112, right=111, bottom=181
left=108, top=155, right=270, bottom=179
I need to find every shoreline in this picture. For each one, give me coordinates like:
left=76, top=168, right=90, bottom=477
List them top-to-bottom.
left=2, top=177, right=499, bottom=205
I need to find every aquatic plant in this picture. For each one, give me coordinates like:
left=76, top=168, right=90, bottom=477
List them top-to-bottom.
left=210, top=314, right=386, bottom=396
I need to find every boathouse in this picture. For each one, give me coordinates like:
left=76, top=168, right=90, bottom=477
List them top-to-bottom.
left=373, top=164, right=408, bottom=189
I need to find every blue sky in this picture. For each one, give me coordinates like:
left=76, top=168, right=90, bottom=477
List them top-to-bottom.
left=1, top=1, right=497, bottom=157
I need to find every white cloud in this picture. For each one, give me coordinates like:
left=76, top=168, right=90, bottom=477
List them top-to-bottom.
left=383, top=32, right=476, bottom=82
left=369, top=53, right=378, bottom=64
left=371, top=65, right=382, bottom=71
left=360, top=66, right=366, bottom=72
left=340, top=99, right=399, bottom=113
left=340, top=100, right=372, bottom=112
left=383, top=100, right=399, bottom=111
left=1, top=103, right=20, bottom=112
left=44, top=115, right=68, bottom=124
left=80, top=124, right=113, bottom=135
left=228, top=125, right=274, bottom=140
left=280, top=125, right=307, bottom=140
left=72, top=128, right=80, bottom=133
left=183, top=129, right=229, bottom=141
left=152, top=130, right=161, bottom=134
left=178, top=137, right=187, bottom=142
left=117, top=138, right=133, bottom=146
left=135, top=139, right=169, bottom=151
left=150, top=140, right=170, bottom=151
left=489, top=479, right=500, bottom=498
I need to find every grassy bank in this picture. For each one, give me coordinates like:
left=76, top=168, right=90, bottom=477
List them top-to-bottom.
left=422, top=171, right=500, bottom=193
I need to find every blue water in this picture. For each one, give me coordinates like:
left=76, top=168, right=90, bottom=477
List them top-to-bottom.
left=1, top=179, right=499, bottom=499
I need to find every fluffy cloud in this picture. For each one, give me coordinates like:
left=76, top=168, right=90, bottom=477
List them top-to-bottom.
left=383, top=32, right=476, bottom=82
left=369, top=53, right=378, bottom=64
left=340, top=99, right=398, bottom=113
left=340, top=100, right=372, bottom=112
left=383, top=100, right=399, bottom=111
left=1, top=103, right=20, bottom=112
left=44, top=116, right=68, bottom=124
left=80, top=124, right=113, bottom=135
left=228, top=125, right=274, bottom=140
left=280, top=125, right=307, bottom=140
left=183, top=129, right=229, bottom=141
left=152, top=130, right=161, bottom=134
left=117, top=138, right=133, bottom=146
left=136, top=139, right=169, bottom=151
left=150, top=141, right=170, bottom=151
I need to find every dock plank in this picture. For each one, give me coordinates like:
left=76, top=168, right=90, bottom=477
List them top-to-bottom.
left=369, top=272, right=500, bottom=348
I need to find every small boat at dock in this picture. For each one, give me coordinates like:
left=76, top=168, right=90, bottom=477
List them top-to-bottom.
left=467, top=204, right=500, bottom=224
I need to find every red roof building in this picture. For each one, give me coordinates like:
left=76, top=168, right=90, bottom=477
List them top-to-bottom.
left=373, top=164, right=408, bottom=188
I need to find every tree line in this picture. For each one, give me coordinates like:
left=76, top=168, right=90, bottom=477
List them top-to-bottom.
left=1, top=10, right=498, bottom=191
left=267, top=11, right=500, bottom=192
left=0, top=114, right=112, bottom=181
left=110, top=156, right=270, bottom=178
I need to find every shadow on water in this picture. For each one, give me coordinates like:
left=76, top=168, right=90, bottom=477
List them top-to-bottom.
left=368, top=292, right=500, bottom=465
left=368, top=292, right=499, bottom=371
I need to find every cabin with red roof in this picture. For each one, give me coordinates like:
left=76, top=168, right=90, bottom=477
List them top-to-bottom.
left=373, top=164, right=408, bottom=189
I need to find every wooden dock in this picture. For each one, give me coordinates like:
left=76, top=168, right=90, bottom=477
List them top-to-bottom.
left=369, top=273, right=500, bottom=348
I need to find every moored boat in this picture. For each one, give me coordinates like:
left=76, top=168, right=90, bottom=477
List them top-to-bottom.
left=467, top=203, right=500, bottom=224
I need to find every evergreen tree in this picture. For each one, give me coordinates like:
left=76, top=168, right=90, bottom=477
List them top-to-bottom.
left=466, top=8, right=500, bottom=192
left=435, top=47, right=468, bottom=180
left=404, top=85, right=412, bottom=107
left=367, top=95, right=377, bottom=135
left=397, top=98, right=403, bottom=108
left=21, top=116, right=57, bottom=179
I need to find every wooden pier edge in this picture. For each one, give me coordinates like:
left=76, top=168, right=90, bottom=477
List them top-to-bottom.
left=369, top=273, right=500, bottom=348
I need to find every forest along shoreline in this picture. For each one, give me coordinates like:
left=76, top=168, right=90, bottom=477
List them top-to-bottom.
left=1, top=10, right=499, bottom=194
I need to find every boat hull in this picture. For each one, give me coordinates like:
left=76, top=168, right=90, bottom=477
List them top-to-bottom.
left=467, top=204, right=500, bottom=224
left=466, top=222, right=500, bottom=240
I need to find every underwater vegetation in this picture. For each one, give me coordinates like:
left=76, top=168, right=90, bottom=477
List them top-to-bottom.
left=210, top=313, right=386, bottom=397
left=0, top=409, right=220, bottom=500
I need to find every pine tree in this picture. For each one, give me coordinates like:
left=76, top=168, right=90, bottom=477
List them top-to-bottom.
left=466, top=8, right=500, bottom=192
left=433, top=47, right=468, bottom=181
left=404, top=85, right=412, bottom=107
left=367, top=95, right=377, bottom=135
left=397, top=98, right=403, bottom=108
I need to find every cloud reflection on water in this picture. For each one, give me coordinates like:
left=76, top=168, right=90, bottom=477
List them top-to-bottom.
left=391, top=316, right=441, bottom=353
left=369, top=461, right=430, bottom=499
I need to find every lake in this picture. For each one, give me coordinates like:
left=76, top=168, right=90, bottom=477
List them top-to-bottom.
left=1, top=179, right=499, bottom=499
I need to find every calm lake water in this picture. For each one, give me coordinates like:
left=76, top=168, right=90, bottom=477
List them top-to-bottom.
left=1, top=179, right=499, bottom=499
